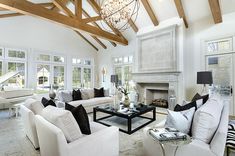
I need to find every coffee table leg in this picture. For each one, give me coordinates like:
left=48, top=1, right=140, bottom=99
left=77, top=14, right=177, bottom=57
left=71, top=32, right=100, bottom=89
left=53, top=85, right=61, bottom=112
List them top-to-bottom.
left=93, top=108, right=96, bottom=122
left=153, top=108, right=156, bottom=120
left=128, top=118, right=131, bottom=134
left=159, top=143, right=166, bottom=156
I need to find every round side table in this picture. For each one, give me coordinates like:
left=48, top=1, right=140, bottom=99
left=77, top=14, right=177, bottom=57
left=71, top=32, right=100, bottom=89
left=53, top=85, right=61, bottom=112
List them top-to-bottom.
left=148, top=128, right=192, bottom=156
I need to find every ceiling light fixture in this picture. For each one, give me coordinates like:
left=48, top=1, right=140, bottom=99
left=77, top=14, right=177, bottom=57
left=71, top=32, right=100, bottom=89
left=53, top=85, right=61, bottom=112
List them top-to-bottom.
left=99, top=0, right=140, bottom=31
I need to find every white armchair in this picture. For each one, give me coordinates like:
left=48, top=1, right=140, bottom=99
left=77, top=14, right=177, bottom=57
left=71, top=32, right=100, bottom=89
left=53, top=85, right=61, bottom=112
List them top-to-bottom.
left=143, top=100, right=229, bottom=156
left=20, top=104, right=39, bottom=149
left=35, top=115, right=119, bottom=156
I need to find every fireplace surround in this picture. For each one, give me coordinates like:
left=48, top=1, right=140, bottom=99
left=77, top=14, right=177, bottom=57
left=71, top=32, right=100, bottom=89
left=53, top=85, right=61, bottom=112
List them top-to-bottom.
left=132, top=24, right=185, bottom=110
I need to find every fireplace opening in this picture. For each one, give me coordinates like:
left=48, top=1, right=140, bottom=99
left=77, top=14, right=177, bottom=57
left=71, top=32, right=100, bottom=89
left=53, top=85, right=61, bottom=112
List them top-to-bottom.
left=145, top=88, right=169, bottom=109
left=152, top=98, right=168, bottom=108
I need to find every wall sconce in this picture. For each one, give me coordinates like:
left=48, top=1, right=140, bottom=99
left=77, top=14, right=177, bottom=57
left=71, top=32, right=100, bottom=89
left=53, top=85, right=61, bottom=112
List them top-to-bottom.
left=101, top=67, right=107, bottom=82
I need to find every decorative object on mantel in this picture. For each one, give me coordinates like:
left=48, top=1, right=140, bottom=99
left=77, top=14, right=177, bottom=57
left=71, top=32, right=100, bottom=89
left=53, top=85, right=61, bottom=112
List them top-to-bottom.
left=99, top=0, right=140, bottom=31
left=101, top=67, right=107, bottom=82
left=197, top=71, right=213, bottom=95
left=129, top=80, right=139, bottom=104
left=49, top=84, right=56, bottom=100
left=118, top=85, right=130, bottom=107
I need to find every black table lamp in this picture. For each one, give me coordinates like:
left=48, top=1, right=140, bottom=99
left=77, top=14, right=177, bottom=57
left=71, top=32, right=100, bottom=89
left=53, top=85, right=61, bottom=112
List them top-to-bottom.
left=197, top=71, right=213, bottom=94
left=111, top=75, right=118, bottom=87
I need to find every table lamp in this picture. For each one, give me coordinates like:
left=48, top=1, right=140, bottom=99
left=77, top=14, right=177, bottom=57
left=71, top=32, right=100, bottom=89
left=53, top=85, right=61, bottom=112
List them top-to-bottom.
left=197, top=71, right=213, bottom=95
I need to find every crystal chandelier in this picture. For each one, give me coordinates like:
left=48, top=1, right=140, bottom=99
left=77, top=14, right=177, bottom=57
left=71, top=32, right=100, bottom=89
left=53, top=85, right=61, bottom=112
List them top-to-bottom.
left=99, top=0, right=140, bottom=31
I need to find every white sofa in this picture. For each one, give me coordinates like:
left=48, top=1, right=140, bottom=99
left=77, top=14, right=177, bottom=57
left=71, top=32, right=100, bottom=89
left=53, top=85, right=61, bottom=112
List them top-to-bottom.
left=58, top=89, right=113, bottom=113
left=143, top=97, right=229, bottom=156
left=35, top=115, right=119, bottom=156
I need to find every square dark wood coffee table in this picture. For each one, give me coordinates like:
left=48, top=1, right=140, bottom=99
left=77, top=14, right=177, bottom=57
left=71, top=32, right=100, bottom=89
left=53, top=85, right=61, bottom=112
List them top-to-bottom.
left=93, top=105, right=156, bottom=134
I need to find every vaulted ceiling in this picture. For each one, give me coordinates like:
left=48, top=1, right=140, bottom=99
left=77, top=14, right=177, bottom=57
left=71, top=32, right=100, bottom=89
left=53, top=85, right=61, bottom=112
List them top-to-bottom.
left=0, top=0, right=234, bottom=51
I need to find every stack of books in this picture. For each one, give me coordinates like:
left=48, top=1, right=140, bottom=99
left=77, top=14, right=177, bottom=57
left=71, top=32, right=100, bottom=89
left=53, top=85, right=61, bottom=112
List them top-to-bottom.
left=149, top=128, right=187, bottom=142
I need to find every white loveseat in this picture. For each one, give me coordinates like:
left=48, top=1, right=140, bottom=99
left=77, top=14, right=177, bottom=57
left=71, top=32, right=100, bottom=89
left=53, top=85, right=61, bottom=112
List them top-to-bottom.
left=58, top=89, right=113, bottom=113
left=143, top=96, right=229, bottom=156
left=35, top=115, right=119, bottom=156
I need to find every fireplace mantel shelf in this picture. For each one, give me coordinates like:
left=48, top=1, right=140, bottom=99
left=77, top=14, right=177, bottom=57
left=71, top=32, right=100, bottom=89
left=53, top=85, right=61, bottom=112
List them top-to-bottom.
left=132, top=71, right=181, bottom=75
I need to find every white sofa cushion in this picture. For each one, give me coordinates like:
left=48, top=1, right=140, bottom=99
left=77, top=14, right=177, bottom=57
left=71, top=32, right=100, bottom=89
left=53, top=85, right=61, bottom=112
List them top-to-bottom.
left=68, top=97, right=113, bottom=107
left=24, top=98, right=44, bottom=115
left=192, top=98, right=223, bottom=143
left=41, top=106, right=83, bottom=142
left=165, top=107, right=195, bottom=134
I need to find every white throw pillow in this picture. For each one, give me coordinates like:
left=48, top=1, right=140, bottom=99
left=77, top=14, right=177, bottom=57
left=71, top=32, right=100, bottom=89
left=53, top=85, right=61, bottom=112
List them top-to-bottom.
left=81, top=89, right=94, bottom=99
left=59, top=91, right=72, bottom=102
left=24, top=98, right=44, bottom=115
left=192, top=98, right=223, bottom=143
left=196, top=99, right=203, bottom=108
left=41, top=106, right=83, bottom=142
left=165, top=107, right=195, bottom=134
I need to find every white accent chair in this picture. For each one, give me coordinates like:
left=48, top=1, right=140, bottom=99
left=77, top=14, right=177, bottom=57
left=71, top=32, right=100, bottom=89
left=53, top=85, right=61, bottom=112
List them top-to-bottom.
left=143, top=99, right=229, bottom=156
left=20, top=104, right=40, bottom=149
left=35, top=115, right=119, bottom=156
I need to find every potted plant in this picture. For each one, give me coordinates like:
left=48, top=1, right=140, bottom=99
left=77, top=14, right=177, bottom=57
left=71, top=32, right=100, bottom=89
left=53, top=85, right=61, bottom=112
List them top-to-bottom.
left=118, top=85, right=130, bottom=107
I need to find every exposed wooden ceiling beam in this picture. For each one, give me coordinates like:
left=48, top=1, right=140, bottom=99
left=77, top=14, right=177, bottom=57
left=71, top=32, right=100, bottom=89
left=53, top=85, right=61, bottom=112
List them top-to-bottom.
left=0, top=0, right=128, bottom=45
left=53, top=0, right=107, bottom=50
left=53, top=0, right=75, bottom=17
left=74, top=0, right=82, bottom=19
left=141, top=0, right=158, bottom=26
left=174, top=0, right=188, bottom=28
left=208, top=0, right=222, bottom=24
left=0, top=2, right=54, bottom=11
left=82, top=9, right=117, bottom=47
left=0, top=12, right=21, bottom=18
left=82, top=15, right=102, bottom=24
left=128, top=19, right=138, bottom=32
left=75, top=31, right=98, bottom=51
left=92, top=36, right=107, bottom=49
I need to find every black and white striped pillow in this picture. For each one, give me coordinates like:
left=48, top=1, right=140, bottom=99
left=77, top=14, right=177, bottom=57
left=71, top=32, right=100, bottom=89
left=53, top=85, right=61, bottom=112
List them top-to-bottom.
left=226, top=123, right=235, bottom=148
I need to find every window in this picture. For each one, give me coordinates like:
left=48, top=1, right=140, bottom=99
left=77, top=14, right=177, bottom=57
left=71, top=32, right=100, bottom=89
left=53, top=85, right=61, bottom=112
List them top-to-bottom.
left=206, top=37, right=233, bottom=54
left=0, top=48, right=3, bottom=57
left=7, top=49, right=26, bottom=59
left=36, top=53, right=66, bottom=93
left=37, top=54, right=50, bottom=62
left=54, top=56, right=65, bottom=63
left=113, top=56, right=133, bottom=86
left=72, top=58, right=93, bottom=89
left=0, top=61, right=2, bottom=76
left=7, top=62, right=26, bottom=87
left=37, top=64, right=50, bottom=93
left=53, top=66, right=65, bottom=89
left=72, top=67, right=81, bottom=88
left=83, top=68, right=91, bottom=88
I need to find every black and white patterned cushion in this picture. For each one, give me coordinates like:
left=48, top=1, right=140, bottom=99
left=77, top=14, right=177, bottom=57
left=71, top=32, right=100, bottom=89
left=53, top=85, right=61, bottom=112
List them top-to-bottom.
left=226, top=123, right=235, bottom=148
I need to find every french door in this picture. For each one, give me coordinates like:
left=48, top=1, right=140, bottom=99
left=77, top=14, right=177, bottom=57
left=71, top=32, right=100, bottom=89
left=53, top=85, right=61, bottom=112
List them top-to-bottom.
left=206, top=54, right=235, bottom=115
left=72, top=66, right=92, bottom=89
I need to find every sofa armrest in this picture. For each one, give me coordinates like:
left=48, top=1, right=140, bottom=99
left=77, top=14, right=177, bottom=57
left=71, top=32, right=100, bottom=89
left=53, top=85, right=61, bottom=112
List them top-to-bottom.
left=20, top=105, right=40, bottom=148
left=68, top=126, right=119, bottom=156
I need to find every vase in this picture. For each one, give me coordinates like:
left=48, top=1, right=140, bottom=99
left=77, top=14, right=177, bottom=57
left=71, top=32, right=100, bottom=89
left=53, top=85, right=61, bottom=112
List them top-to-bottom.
left=123, top=95, right=130, bottom=107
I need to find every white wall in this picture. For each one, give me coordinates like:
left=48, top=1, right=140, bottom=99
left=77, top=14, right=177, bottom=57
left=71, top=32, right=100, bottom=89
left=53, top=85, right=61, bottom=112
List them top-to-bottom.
left=184, top=12, right=235, bottom=100
left=0, top=15, right=98, bottom=90
left=97, top=30, right=137, bottom=88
